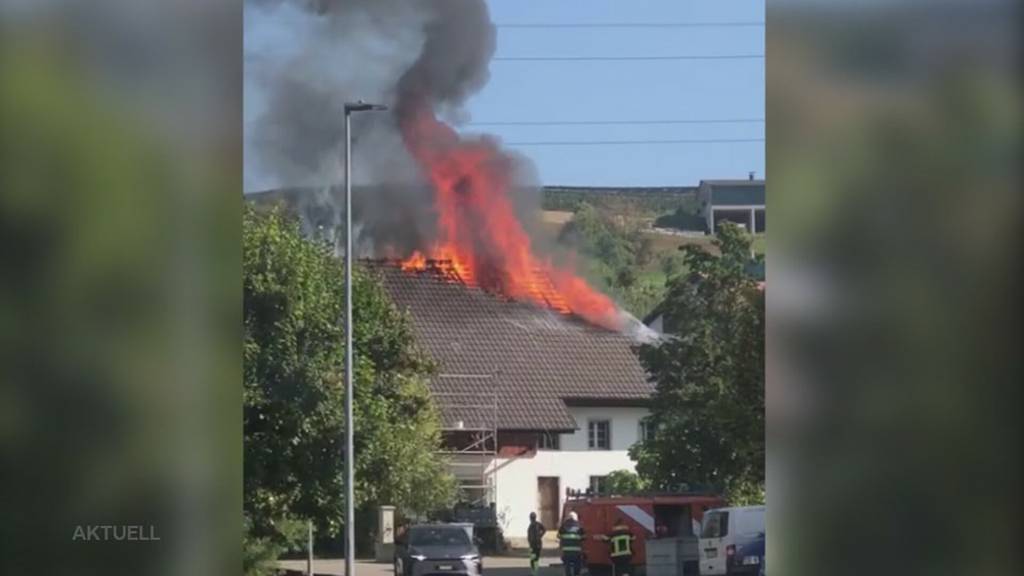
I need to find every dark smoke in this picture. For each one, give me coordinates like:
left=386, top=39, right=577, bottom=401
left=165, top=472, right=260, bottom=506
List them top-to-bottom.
left=245, top=0, right=543, bottom=256
left=394, top=0, right=495, bottom=118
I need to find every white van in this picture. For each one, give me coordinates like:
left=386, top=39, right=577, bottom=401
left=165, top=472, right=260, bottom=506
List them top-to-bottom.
left=698, top=505, right=765, bottom=575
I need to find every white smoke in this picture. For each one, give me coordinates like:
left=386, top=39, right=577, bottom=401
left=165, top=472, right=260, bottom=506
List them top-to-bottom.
left=618, top=310, right=661, bottom=344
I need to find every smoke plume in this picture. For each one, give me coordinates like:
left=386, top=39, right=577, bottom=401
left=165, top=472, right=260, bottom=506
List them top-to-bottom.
left=245, top=0, right=540, bottom=255
left=245, top=0, right=629, bottom=332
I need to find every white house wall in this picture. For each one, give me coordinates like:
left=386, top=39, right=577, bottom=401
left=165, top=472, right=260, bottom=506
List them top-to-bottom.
left=451, top=405, right=649, bottom=541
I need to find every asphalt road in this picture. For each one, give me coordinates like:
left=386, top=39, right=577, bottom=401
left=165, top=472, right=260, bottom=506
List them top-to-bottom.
left=278, top=556, right=564, bottom=576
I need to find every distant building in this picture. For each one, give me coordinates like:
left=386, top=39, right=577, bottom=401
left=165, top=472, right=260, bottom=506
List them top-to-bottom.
left=699, top=176, right=766, bottom=234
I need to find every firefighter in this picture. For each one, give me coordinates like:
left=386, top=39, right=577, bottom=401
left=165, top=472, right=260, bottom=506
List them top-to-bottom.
left=527, top=511, right=546, bottom=576
left=557, top=511, right=585, bottom=576
left=597, top=518, right=634, bottom=576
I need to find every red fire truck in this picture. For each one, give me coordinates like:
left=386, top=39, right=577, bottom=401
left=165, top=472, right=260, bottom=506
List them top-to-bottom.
left=561, top=489, right=726, bottom=575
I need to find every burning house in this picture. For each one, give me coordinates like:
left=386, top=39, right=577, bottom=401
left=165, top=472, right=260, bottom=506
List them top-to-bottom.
left=246, top=0, right=658, bottom=542
left=369, top=258, right=653, bottom=543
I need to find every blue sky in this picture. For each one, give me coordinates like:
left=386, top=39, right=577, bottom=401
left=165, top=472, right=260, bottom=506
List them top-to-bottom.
left=244, top=0, right=765, bottom=191
left=466, top=0, right=764, bottom=186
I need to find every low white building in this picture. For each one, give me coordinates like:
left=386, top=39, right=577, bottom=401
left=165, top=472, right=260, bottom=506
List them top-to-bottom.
left=373, top=261, right=655, bottom=545
left=450, top=405, right=652, bottom=542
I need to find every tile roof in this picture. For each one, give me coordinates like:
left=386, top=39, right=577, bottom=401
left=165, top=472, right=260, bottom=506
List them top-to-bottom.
left=367, top=261, right=653, bottom=431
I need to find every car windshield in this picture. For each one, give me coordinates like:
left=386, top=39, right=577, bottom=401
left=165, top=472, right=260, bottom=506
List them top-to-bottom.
left=409, top=527, right=471, bottom=547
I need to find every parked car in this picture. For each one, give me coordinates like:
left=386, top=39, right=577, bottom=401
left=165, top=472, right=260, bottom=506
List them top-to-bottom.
left=698, top=506, right=765, bottom=575
left=395, top=524, right=482, bottom=576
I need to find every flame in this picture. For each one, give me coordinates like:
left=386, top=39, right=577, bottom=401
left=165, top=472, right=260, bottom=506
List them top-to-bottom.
left=398, top=104, right=621, bottom=330
left=400, top=250, right=428, bottom=272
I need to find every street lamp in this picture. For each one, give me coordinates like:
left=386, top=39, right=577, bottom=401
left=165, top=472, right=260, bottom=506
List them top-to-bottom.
left=343, top=100, right=387, bottom=576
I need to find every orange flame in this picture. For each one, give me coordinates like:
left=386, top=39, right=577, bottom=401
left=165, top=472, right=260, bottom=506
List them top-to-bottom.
left=398, top=104, right=621, bottom=330
left=400, top=250, right=428, bottom=272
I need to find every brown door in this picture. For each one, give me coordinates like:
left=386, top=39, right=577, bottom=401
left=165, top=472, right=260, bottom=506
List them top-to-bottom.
left=537, top=477, right=560, bottom=528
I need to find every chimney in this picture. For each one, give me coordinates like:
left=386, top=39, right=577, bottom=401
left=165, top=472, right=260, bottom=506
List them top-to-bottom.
left=748, top=171, right=756, bottom=181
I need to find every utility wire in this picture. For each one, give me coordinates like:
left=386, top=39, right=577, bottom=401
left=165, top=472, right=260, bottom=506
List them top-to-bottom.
left=496, top=22, right=765, bottom=29
left=493, top=54, right=764, bottom=61
left=467, top=118, right=765, bottom=127
left=503, top=138, right=765, bottom=146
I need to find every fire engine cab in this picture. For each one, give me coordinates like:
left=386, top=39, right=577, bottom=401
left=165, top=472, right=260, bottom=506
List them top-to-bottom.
left=561, top=488, right=725, bottom=576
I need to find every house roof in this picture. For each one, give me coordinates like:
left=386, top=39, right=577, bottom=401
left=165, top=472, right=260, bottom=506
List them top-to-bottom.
left=701, top=179, right=766, bottom=206
left=367, top=261, right=653, bottom=431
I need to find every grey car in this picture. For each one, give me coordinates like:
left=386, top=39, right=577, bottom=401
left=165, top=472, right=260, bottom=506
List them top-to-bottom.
left=395, top=524, right=482, bottom=576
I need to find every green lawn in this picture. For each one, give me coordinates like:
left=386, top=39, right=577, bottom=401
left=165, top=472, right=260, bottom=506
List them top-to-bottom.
left=642, top=230, right=766, bottom=256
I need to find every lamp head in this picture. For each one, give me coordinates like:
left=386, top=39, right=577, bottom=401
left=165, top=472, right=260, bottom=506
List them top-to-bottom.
left=345, top=100, right=388, bottom=113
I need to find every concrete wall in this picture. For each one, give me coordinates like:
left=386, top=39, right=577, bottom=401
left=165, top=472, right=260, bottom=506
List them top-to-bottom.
left=699, top=182, right=713, bottom=232
left=451, top=406, right=650, bottom=541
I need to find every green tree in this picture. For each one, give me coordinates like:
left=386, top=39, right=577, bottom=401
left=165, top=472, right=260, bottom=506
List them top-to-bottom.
left=559, top=202, right=666, bottom=317
left=243, top=206, right=455, bottom=563
left=630, top=223, right=764, bottom=498
left=659, top=251, right=686, bottom=280
left=603, top=470, right=649, bottom=495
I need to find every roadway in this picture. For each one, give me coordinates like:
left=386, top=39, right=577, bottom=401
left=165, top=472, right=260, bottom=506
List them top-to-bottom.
left=278, top=555, right=563, bottom=576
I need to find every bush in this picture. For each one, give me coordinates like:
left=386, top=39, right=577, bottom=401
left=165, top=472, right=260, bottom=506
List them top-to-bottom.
left=654, top=207, right=708, bottom=232
left=604, top=470, right=649, bottom=495
left=243, top=515, right=306, bottom=576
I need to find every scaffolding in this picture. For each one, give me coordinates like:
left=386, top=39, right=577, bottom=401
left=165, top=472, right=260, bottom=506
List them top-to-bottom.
left=433, top=374, right=499, bottom=509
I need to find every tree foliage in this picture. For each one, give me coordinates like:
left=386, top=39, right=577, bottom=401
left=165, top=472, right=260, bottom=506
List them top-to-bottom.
left=542, top=186, right=697, bottom=215
left=559, top=203, right=662, bottom=317
left=243, top=206, right=455, bottom=555
left=653, top=206, right=709, bottom=233
left=630, top=223, right=764, bottom=497
left=603, top=470, right=649, bottom=495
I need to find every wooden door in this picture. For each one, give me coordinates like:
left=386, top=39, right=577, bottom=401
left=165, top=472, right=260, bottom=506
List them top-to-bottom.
left=537, top=477, right=560, bottom=529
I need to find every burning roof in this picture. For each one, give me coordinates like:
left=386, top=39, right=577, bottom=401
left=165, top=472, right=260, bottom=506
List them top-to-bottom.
left=246, top=0, right=654, bottom=428
left=246, top=0, right=630, bottom=329
left=395, top=104, right=623, bottom=331
left=368, top=260, right=653, bottom=431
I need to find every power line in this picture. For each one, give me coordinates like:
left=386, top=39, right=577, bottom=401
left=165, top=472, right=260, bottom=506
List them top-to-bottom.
left=496, top=22, right=765, bottom=29
left=493, top=54, right=764, bottom=62
left=467, top=118, right=765, bottom=127
left=503, top=138, right=765, bottom=146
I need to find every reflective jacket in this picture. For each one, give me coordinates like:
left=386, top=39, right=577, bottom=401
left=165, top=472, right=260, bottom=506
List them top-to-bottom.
left=557, top=520, right=585, bottom=555
left=608, top=523, right=634, bottom=558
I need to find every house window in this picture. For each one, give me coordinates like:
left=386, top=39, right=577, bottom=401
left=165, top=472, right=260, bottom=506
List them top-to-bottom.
left=639, top=418, right=657, bottom=443
left=588, top=420, right=611, bottom=450
left=538, top=432, right=560, bottom=450
left=589, top=475, right=608, bottom=495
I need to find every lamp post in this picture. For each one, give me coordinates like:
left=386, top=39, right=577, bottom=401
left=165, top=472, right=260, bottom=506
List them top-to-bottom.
left=343, top=100, right=387, bottom=576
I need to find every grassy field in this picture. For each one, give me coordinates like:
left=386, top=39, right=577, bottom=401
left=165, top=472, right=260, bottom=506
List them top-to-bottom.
left=538, top=207, right=764, bottom=317
left=541, top=210, right=574, bottom=224
left=543, top=210, right=765, bottom=255
left=644, top=230, right=766, bottom=256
